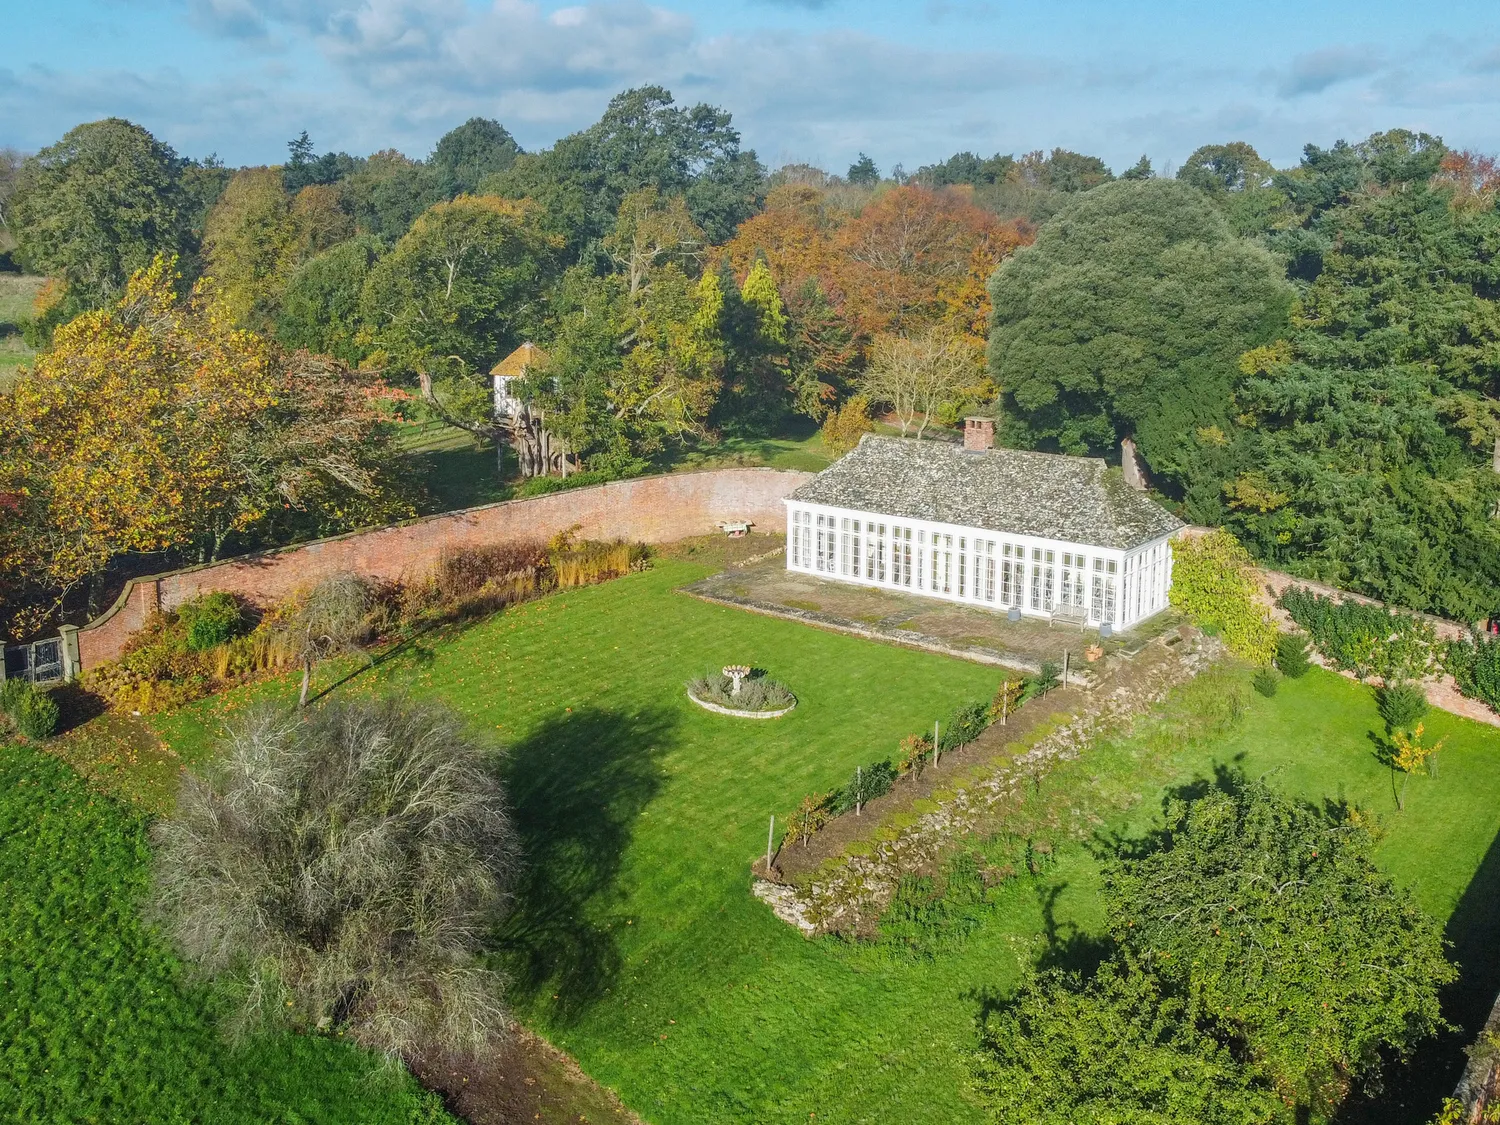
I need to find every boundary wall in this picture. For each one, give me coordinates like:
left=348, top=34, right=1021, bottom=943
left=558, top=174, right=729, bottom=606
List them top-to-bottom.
left=76, top=468, right=810, bottom=671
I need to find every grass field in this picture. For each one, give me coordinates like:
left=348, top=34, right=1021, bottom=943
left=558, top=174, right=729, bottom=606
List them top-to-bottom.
left=0, top=273, right=43, bottom=387
left=133, top=560, right=1500, bottom=1124
left=0, top=741, right=454, bottom=1123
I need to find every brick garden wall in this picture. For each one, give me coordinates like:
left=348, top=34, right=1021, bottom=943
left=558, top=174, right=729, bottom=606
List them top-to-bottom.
left=76, top=468, right=811, bottom=671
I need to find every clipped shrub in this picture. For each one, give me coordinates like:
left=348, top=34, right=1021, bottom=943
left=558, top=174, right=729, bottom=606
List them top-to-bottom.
left=1169, top=529, right=1277, bottom=664
left=1278, top=586, right=1440, bottom=683
left=177, top=592, right=246, bottom=652
left=1275, top=632, right=1311, bottom=678
left=1447, top=633, right=1500, bottom=713
left=1019, top=661, right=1061, bottom=704
left=1252, top=667, right=1279, bottom=698
left=0, top=678, right=30, bottom=717
left=4, top=681, right=60, bottom=739
left=1378, top=682, right=1430, bottom=735
left=939, top=701, right=989, bottom=752
left=897, top=733, right=934, bottom=776
left=831, top=759, right=897, bottom=816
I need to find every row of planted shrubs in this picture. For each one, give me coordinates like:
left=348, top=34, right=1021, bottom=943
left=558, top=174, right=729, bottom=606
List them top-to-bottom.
left=82, top=533, right=650, bottom=714
left=1277, top=586, right=1500, bottom=712
left=778, top=663, right=1063, bottom=852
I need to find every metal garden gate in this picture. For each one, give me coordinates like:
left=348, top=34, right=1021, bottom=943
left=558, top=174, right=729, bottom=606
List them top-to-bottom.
left=3, top=637, right=66, bottom=685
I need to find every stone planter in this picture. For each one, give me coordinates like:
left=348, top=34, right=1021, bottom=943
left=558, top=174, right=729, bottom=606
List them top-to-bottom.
left=685, top=689, right=797, bottom=719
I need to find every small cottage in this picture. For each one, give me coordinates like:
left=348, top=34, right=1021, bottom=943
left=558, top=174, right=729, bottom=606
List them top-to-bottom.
left=491, top=341, right=548, bottom=418
left=784, top=419, right=1183, bottom=632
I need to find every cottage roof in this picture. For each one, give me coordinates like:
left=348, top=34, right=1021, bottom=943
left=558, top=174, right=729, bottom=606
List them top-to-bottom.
left=490, top=341, right=549, bottom=378
left=789, top=435, right=1183, bottom=550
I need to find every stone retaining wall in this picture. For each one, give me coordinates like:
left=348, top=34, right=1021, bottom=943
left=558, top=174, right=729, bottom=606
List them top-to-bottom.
left=76, top=468, right=810, bottom=671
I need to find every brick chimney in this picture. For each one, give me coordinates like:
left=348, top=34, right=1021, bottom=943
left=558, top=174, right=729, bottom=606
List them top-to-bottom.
left=964, top=416, right=995, bottom=452
left=1121, top=437, right=1147, bottom=490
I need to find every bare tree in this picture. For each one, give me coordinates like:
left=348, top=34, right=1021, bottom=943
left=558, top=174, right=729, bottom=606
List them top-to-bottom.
left=859, top=328, right=975, bottom=438
left=279, top=573, right=374, bottom=706
left=150, top=697, right=519, bottom=1061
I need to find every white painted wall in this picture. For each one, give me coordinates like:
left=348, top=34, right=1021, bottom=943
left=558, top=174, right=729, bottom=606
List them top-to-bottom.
left=784, top=499, right=1174, bottom=631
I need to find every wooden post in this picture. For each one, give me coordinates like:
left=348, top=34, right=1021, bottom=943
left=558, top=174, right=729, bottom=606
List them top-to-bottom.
left=1063, top=650, right=1069, bottom=687
left=1002, top=682, right=1008, bottom=726
left=933, top=721, right=941, bottom=768
left=855, top=767, right=863, bottom=815
left=766, top=814, right=775, bottom=874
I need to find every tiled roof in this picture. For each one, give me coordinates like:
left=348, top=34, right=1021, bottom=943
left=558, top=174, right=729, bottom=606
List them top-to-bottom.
left=490, top=341, right=548, bottom=378
left=789, top=435, right=1183, bottom=550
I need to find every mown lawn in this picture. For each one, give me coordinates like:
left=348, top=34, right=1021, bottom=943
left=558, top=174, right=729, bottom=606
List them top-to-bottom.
left=134, top=562, right=1500, bottom=1123
left=0, top=741, right=453, bottom=1123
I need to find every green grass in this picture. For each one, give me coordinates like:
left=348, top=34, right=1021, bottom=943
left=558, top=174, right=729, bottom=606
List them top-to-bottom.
left=0, top=274, right=43, bottom=389
left=670, top=417, right=834, bottom=473
left=135, top=568, right=1500, bottom=1124
left=0, top=740, right=453, bottom=1123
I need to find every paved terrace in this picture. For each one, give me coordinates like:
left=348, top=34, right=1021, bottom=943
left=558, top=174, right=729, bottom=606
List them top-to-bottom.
left=682, top=553, right=1183, bottom=677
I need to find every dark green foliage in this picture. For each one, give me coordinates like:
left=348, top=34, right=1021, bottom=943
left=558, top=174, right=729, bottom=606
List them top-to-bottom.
left=486, top=86, right=764, bottom=252
left=10, top=118, right=195, bottom=310
left=429, top=118, right=522, bottom=197
left=281, top=131, right=360, bottom=194
left=341, top=152, right=441, bottom=243
left=846, top=153, right=879, bottom=185
left=1229, top=175, right=1500, bottom=620
left=988, top=178, right=1291, bottom=516
left=277, top=236, right=384, bottom=364
left=1278, top=587, right=1440, bottom=683
left=177, top=592, right=246, bottom=652
left=1274, top=632, right=1310, bottom=678
left=1447, top=634, right=1500, bottom=712
left=1019, top=660, right=1061, bottom=703
left=1252, top=666, right=1279, bottom=697
left=1, top=679, right=58, bottom=739
left=1378, top=681, right=1429, bottom=734
left=938, top=700, right=989, bottom=751
left=0, top=742, right=452, bottom=1123
left=831, top=758, right=897, bottom=814
left=1104, top=780, right=1453, bottom=1114
left=874, top=852, right=992, bottom=960
left=976, top=956, right=1283, bottom=1125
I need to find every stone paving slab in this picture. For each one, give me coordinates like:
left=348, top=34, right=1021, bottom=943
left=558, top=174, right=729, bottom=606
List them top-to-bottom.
left=683, top=554, right=1182, bottom=676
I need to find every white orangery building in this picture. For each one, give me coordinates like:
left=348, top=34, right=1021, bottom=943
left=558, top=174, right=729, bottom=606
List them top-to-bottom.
left=785, top=420, right=1183, bottom=633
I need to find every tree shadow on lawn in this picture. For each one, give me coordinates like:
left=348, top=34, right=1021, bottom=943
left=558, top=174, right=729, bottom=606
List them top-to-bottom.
left=492, top=705, right=672, bottom=1026
left=1334, top=824, right=1500, bottom=1125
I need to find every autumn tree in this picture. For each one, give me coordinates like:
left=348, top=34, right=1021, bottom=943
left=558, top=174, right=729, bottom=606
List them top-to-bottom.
left=9, top=118, right=194, bottom=310
left=0, top=257, right=411, bottom=628
left=860, top=328, right=973, bottom=438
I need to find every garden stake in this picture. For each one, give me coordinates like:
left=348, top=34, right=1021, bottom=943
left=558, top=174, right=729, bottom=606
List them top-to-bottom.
left=1063, top=650, right=1069, bottom=687
left=1002, top=683, right=1009, bottom=725
left=933, top=721, right=941, bottom=768
left=766, top=814, right=775, bottom=874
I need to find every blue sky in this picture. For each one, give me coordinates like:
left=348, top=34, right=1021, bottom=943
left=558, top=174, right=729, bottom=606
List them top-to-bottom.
left=5, top=0, right=1500, bottom=174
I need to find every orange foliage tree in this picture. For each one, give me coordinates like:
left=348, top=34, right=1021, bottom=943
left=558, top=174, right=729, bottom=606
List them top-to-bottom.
left=722, top=183, right=1030, bottom=415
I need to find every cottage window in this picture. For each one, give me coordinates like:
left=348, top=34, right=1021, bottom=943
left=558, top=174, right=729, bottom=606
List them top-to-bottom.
left=815, top=514, right=826, bottom=572
left=865, top=522, right=876, bottom=580
left=877, top=524, right=888, bottom=582
left=900, top=527, right=913, bottom=587
left=916, top=530, right=926, bottom=590
left=958, top=537, right=967, bottom=597
left=984, top=541, right=996, bottom=601
left=1030, top=548, right=1042, bottom=610
left=1043, top=549, right=1055, bottom=612
left=1091, top=557, right=1105, bottom=622
left=1105, top=559, right=1118, bottom=623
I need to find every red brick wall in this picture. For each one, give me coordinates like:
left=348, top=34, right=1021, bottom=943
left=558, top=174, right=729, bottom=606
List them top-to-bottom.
left=77, top=468, right=809, bottom=670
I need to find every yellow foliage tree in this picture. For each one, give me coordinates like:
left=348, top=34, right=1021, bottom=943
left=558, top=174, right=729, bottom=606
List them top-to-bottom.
left=0, top=257, right=411, bottom=630
left=1168, top=529, right=1278, bottom=665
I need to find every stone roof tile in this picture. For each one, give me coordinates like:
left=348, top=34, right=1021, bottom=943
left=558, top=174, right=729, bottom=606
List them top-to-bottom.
left=789, top=435, right=1182, bottom=550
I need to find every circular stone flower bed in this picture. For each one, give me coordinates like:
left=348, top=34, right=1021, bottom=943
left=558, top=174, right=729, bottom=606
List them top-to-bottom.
left=686, top=665, right=797, bottom=719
